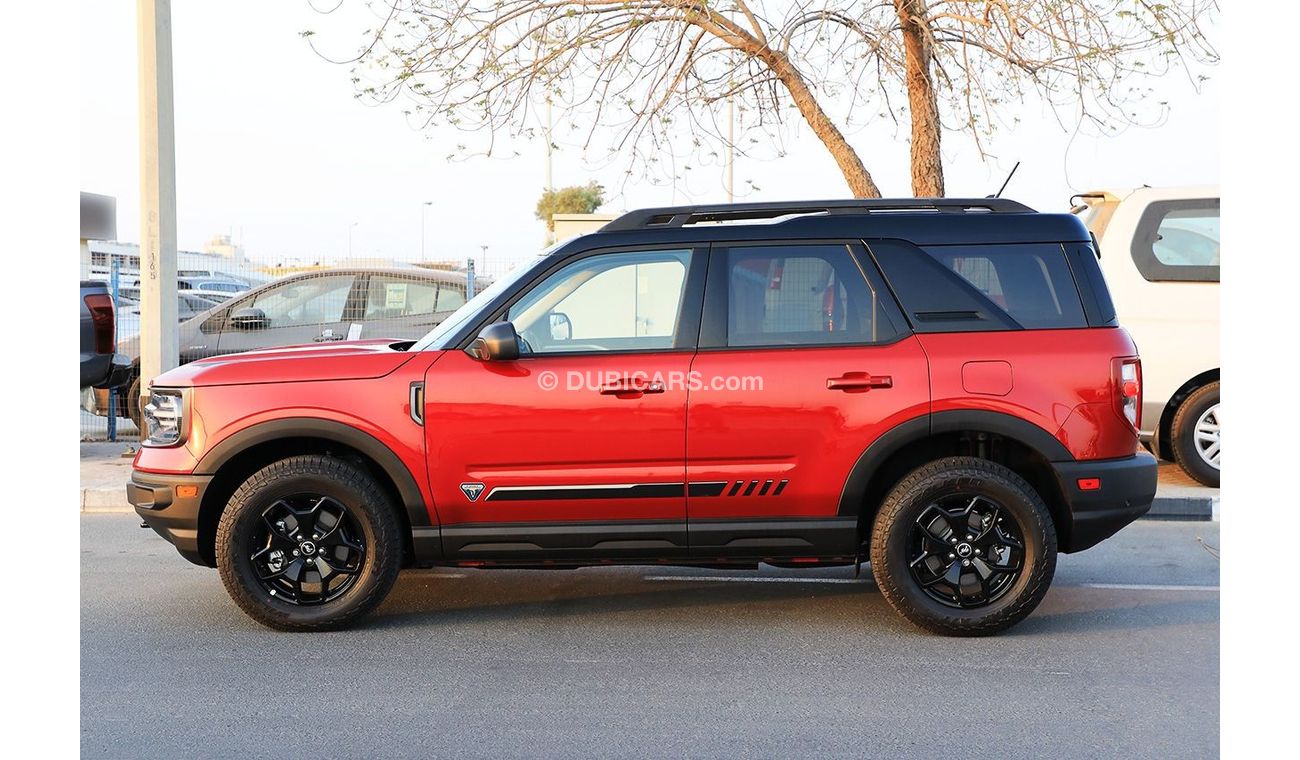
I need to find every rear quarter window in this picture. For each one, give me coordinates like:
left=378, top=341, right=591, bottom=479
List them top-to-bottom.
left=1131, top=198, right=1220, bottom=282
left=868, top=240, right=1088, bottom=331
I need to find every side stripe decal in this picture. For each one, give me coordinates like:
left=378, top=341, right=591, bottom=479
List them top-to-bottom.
left=478, top=479, right=792, bottom=501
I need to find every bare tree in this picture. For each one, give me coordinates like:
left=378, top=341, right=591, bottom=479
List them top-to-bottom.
left=306, top=1, right=1216, bottom=198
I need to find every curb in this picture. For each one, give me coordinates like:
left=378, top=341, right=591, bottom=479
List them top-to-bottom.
left=82, top=489, right=133, bottom=513
left=1142, top=495, right=1219, bottom=522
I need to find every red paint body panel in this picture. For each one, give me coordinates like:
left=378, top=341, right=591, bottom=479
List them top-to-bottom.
left=919, top=328, right=1140, bottom=460
left=685, top=340, right=930, bottom=519
left=135, top=344, right=442, bottom=522
left=423, top=349, right=694, bottom=526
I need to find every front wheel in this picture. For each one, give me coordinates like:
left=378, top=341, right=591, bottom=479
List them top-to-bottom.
left=216, top=455, right=403, bottom=631
left=869, top=457, right=1057, bottom=636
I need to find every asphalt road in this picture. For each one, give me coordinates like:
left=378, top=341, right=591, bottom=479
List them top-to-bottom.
left=82, top=515, right=1219, bottom=759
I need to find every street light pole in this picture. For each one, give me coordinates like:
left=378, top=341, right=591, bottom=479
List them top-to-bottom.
left=137, top=0, right=179, bottom=424
left=420, top=201, right=432, bottom=260
left=480, top=245, right=489, bottom=275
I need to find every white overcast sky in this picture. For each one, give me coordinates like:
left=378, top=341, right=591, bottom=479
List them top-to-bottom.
left=80, top=1, right=1219, bottom=269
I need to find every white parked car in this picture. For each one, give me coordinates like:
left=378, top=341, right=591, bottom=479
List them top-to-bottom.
left=1073, top=186, right=1219, bottom=486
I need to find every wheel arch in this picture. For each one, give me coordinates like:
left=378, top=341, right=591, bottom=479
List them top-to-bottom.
left=1155, top=368, right=1220, bottom=461
left=838, top=410, right=1073, bottom=550
left=192, top=418, right=430, bottom=567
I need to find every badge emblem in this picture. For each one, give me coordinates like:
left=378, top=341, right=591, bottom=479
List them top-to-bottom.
left=460, top=483, right=486, bottom=502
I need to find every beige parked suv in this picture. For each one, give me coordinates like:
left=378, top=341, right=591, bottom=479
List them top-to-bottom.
left=1073, top=186, right=1219, bottom=486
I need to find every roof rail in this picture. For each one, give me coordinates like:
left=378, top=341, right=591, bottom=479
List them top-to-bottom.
left=600, top=198, right=1035, bottom=232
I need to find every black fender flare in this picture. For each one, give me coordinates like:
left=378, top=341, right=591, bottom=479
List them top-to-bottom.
left=836, top=410, right=1074, bottom=517
left=194, top=417, right=432, bottom=529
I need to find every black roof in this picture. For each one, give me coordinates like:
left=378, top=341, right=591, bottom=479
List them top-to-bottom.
left=559, top=198, right=1090, bottom=253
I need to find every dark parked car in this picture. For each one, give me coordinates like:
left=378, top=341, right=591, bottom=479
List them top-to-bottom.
left=91, top=267, right=474, bottom=428
left=79, top=280, right=131, bottom=389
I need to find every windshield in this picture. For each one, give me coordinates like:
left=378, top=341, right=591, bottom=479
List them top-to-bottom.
left=409, top=259, right=542, bottom=351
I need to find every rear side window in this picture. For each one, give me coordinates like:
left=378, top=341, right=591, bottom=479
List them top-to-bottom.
left=1132, top=199, right=1219, bottom=282
left=868, top=240, right=1087, bottom=331
left=723, top=244, right=899, bottom=346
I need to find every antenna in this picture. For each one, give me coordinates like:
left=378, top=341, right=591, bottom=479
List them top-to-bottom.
left=992, top=161, right=1021, bottom=198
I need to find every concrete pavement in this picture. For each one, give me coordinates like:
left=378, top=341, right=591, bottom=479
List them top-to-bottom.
left=81, top=514, right=1218, bottom=759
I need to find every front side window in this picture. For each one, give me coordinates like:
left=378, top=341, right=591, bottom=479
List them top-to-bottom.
left=1132, top=199, right=1220, bottom=282
left=724, top=244, right=897, bottom=347
left=507, top=250, right=691, bottom=354
left=251, top=274, right=355, bottom=328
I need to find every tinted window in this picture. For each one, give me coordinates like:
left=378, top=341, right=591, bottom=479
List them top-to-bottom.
left=1132, top=199, right=1220, bottom=282
left=869, top=240, right=1086, bottom=331
left=725, top=244, right=898, bottom=347
left=926, top=245, right=1086, bottom=329
left=508, top=250, right=691, bottom=353
left=252, top=274, right=354, bottom=328
left=364, top=276, right=439, bottom=319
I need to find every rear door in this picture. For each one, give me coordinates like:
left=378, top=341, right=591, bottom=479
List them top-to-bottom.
left=685, top=242, right=930, bottom=559
left=355, top=272, right=447, bottom=342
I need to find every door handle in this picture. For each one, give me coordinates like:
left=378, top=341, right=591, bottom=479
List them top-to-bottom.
left=827, top=373, right=892, bottom=392
left=599, top=379, right=666, bottom=397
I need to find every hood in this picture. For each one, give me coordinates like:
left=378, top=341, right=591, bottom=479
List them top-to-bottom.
left=151, top=339, right=420, bottom=388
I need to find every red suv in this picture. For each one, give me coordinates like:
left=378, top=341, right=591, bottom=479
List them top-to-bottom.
left=129, top=199, right=1157, bottom=636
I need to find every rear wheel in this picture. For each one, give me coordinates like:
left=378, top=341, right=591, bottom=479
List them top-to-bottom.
left=1170, top=382, right=1220, bottom=487
left=216, top=455, right=402, bottom=631
left=869, top=457, right=1057, bottom=636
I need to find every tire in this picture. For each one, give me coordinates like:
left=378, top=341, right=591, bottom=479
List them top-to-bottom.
left=125, top=375, right=143, bottom=433
left=1170, top=382, right=1220, bottom=487
left=216, top=455, right=403, bottom=631
left=869, top=457, right=1057, bottom=636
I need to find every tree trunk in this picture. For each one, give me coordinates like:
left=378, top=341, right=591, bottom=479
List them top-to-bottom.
left=895, top=0, right=944, bottom=197
left=766, top=52, right=882, bottom=199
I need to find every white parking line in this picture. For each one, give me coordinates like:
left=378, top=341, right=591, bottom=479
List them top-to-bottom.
left=1078, top=583, right=1219, bottom=592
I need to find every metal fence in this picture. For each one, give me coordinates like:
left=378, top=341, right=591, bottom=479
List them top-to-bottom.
left=80, top=243, right=517, bottom=441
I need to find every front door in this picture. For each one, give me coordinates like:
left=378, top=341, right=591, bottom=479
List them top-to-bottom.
left=686, top=242, right=930, bottom=559
left=425, top=247, right=706, bottom=562
left=216, top=272, right=361, bottom=354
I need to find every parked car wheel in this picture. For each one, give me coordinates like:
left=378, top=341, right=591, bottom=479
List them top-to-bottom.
left=125, top=375, right=143, bottom=433
left=1170, top=381, right=1220, bottom=487
left=215, top=455, right=402, bottom=631
left=869, top=457, right=1057, bottom=637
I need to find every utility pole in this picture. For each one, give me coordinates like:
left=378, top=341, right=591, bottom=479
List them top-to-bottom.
left=137, top=0, right=179, bottom=422
left=724, top=96, right=735, bottom=203
left=543, top=98, right=555, bottom=246
left=420, top=201, right=432, bottom=260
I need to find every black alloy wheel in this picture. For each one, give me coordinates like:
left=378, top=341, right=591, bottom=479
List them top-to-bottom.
left=251, top=495, right=367, bottom=605
left=907, top=495, right=1025, bottom=609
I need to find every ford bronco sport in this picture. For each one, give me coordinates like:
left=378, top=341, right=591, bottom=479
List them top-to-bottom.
left=129, top=199, right=1157, bottom=636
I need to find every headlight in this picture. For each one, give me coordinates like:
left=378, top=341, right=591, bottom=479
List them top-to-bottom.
left=142, top=389, right=186, bottom=447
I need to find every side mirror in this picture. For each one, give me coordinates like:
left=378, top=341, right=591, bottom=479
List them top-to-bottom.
left=229, top=307, right=268, bottom=330
left=548, top=312, right=573, bottom=342
left=466, top=321, right=520, bottom=361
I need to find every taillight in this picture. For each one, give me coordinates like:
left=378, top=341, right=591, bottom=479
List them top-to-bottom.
left=84, top=293, right=115, bottom=354
left=1113, top=357, right=1142, bottom=430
